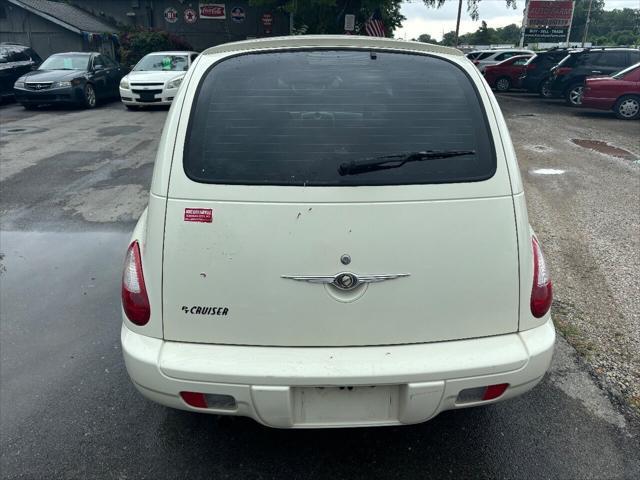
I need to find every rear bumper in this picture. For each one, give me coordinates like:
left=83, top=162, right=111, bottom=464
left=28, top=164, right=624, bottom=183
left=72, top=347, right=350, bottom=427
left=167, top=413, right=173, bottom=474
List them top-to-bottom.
left=121, top=318, right=555, bottom=428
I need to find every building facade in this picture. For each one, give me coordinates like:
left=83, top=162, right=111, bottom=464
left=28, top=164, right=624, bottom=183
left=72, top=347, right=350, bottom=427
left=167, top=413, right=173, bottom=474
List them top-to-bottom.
left=0, top=0, right=118, bottom=59
left=68, top=1, right=291, bottom=51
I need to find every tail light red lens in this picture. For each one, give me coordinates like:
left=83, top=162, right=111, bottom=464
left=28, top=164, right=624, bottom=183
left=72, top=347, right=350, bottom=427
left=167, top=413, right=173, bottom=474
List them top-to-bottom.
left=527, top=63, right=537, bottom=70
left=556, top=66, right=572, bottom=76
left=531, top=237, right=553, bottom=318
left=122, top=241, right=150, bottom=325
left=456, top=383, right=510, bottom=403
left=482, top=383, right=509, bottom=400
left=180, top=391, right=207, bottom=408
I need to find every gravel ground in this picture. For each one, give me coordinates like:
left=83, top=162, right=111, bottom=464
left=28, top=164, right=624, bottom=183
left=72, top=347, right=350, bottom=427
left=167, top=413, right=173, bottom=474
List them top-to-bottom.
left=499, top=93, right=640, bottom=414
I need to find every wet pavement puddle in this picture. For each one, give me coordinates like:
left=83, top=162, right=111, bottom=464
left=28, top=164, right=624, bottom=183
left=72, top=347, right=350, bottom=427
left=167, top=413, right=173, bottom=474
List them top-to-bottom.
left=571, top=139, right=636, bottom=160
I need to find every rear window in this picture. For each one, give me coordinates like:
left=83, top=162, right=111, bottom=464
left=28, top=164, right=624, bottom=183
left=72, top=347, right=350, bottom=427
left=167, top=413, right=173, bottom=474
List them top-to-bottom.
left=184, top=50, right=495, bottom=186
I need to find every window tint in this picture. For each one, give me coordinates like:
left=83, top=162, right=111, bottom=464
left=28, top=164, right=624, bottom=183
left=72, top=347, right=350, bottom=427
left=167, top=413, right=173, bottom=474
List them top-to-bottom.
left=184, top=50, right=495, bottom=186
left=598, top=51, right=628, bottom=67
left=629, top=51, right=640, bottom=63
left=477, top=52, right=494, bottom=60
left=190, top=53, right=199, bottom=63
left=93, top=55, right=106, bottom=68
left=102, top=55, right=117, bottom=67
left=513, top=58, right=529, bottom=66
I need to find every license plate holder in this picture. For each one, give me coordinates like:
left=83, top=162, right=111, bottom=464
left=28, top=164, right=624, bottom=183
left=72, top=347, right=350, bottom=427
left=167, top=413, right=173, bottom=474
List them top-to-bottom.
left=139, top=91, right=156, bottom=102
left=292, top=385, right=399, bottom=426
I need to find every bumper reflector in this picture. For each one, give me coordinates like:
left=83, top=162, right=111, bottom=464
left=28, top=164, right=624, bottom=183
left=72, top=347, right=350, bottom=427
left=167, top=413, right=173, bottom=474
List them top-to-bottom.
left=456, top=383, right=509, bottom=404
left=180, top=391, right=237, bottom=410
left=180, top=391, right=207, bottom=408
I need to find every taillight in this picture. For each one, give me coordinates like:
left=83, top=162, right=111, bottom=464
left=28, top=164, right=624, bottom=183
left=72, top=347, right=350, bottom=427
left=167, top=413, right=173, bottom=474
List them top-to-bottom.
left=473, top=60, right=479, bottom=65
left=527, top=63, right=537, bottom=70
left=556, top=66, right=572, bottom=76
left=531, top=237, right=553, bottom=318
left=122, top=241, right=150, bottom=325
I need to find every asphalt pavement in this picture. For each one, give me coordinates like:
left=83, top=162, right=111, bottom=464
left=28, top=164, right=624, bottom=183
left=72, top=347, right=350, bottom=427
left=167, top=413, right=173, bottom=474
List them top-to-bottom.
left=1, top=97, right=639, bottom=480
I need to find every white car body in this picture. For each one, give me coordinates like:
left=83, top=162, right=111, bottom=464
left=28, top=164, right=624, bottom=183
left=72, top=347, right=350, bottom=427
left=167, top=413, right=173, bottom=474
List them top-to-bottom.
left=120, top=36, right=555, bottom=428
left=473, top=49, right=536, bottom=72
left=119, top=51, right=198, bottom=107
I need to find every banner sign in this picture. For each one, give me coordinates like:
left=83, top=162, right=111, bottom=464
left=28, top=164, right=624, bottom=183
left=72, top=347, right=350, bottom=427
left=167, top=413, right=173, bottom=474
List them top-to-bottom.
left=526, top=1, right=574, bottom=27
left=199, top=3, right=226, bottom=19
left=524, top=27, right=569, bottom=39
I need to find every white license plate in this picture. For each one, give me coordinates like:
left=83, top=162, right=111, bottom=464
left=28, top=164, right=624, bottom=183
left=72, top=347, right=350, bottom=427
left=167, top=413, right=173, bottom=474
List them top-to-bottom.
left=292, top=385, right=399, bottom=426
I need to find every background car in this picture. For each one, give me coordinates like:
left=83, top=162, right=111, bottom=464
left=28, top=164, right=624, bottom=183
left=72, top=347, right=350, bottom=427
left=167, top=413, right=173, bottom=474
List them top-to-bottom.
left=0, top=43, right=42, bottom=101
left=547, top=47, right=640, bottom=106
left=519, top=48, right=573, bottom=98
left=472, top=49, right=535, bottom=72
left=119, top=51, right=199, bottom=109
left=14, top=52, right=126, bottom=109
left=483, top=54, right=533, bottom=92
left=581, top=63, right=640, bottom=120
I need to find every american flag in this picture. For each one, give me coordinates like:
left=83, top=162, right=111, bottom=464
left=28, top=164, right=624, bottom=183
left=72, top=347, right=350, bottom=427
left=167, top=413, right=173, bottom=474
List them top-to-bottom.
left=364, top=9, right=385, bottom=37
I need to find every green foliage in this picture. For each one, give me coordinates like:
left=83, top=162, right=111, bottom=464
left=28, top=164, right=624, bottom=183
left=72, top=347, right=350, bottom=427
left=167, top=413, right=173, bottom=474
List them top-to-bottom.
left=249, top=0, right=404, bottom=35
left=577, top=6, right=640, bottom=45
left=438, top=22, right=521, bottom=46
left=118, top=26, right=193, bottom=67
left=417, top=33, right=434, bottom=43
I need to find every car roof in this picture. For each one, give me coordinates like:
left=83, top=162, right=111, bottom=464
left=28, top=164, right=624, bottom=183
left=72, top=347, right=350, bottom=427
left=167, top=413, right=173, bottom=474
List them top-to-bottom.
left=202, top=35, right=463, bottom=58
left=573, top=47, right=639, bottom=54
left=49, top=51, right=96, bottom=55
left=145, top=51, right=198, bottom=55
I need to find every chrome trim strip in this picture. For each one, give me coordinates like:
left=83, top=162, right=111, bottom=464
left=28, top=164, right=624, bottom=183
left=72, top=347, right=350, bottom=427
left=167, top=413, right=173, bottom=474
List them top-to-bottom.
left=281, top=272, right=410, bottom=291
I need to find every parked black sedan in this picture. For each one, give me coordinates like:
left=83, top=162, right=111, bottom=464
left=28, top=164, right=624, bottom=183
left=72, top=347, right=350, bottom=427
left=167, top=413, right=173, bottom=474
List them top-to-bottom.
left=0, top=43, right=42, bottom=101
left=14, top=52, right=126, bottom=109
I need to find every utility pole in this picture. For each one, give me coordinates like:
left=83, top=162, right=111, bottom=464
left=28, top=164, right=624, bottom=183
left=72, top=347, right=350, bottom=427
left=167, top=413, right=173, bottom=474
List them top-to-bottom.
left=454, top=0, right=463, bottom=47
left=519, top=0, right=529, bottom=48
left=565, top=0, right=575, bottom=47
left=582, top=0, right=593, bottom=47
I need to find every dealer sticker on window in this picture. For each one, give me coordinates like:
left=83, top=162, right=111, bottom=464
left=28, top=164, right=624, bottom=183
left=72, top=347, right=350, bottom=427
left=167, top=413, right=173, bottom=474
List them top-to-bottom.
left=184, top=208, right=213, bottom=223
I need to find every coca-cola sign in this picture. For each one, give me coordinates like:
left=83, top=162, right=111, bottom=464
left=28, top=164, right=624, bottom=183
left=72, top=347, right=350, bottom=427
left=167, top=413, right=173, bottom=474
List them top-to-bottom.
left=199, top=3, right=226, bottom=19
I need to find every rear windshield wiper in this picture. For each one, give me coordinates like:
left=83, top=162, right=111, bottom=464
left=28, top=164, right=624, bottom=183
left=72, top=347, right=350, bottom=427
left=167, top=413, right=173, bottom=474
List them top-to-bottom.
left=338, top=150, right=476, bottom=176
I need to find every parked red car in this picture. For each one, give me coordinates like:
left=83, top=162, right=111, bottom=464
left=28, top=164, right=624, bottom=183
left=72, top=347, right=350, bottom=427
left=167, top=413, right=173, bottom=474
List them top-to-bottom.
left=483, top=55, right=533, bottom=92
left=581, top=63, right=640, bottom=120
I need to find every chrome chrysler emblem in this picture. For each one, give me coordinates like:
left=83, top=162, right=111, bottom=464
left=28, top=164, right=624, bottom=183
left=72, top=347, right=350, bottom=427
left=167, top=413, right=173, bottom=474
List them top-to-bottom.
left=281, top=272, right=410, bottom=291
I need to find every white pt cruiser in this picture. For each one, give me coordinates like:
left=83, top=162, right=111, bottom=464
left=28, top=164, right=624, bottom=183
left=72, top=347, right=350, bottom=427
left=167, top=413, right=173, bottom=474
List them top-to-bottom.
left=121, top=36, right=555, bottom=428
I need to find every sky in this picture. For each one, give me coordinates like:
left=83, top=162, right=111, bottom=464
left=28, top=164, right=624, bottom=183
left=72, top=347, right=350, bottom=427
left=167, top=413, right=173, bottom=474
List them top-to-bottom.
left=395, top=0, right=638, bottom=41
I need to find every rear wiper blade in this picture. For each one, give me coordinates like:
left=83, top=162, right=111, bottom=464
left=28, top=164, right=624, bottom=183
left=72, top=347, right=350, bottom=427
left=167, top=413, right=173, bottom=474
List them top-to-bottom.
left=338, top=150, right=476, bottom=176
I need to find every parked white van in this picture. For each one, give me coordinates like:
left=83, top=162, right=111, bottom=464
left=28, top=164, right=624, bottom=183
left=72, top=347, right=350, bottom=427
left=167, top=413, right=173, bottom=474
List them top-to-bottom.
left=121, top=36, right=555, bottom=428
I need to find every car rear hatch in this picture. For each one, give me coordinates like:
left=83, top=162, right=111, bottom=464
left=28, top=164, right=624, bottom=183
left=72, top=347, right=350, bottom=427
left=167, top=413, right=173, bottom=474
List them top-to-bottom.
left=162, top=48, right=519, bottom=347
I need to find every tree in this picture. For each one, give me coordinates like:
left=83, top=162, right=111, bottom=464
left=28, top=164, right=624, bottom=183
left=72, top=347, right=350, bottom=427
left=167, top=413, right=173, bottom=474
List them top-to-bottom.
left=249, top=0, right=405, bottom=36
left=569, top=0, right=605, bottom=43
left=422, top=1, right=517, bottom=46
left=473, top=20, right=496, bottom=44
left=440, top=30, right=458, bottom=46
left=417, top=33, right=434, bottom=43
